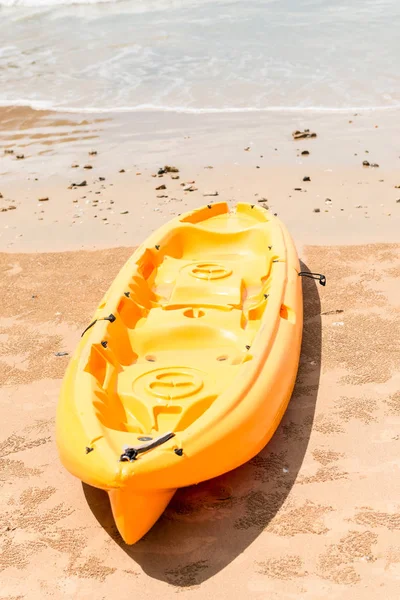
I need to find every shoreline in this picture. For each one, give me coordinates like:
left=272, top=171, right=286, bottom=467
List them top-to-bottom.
left=3, top=100, right=400, bottom=113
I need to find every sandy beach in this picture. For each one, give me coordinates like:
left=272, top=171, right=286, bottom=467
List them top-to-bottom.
left=1, top=102, right=400, bottom=599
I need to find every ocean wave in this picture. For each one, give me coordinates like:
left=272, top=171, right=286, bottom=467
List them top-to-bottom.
left=0, top=0, right=123, bottom=6
left=0, top=0, right=216, bottom=8
left=1, top=98, right=400, bottom=114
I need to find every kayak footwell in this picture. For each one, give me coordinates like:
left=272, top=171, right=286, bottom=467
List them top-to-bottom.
left=108, top=487, right=176, bottom=544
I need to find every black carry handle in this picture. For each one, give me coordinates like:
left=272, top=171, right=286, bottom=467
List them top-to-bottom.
left=298, top=272, right=326, bottom=286
left=81, top=313, right=116, bottom=337
left=120, top=432, right=176, bottom=462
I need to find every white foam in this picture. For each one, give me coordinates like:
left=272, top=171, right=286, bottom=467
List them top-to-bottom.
left=0, top=0, right=120, bottom=5
left=0, top=0, right=216, bottom=7
left=1, top=98, right=400, bottom=115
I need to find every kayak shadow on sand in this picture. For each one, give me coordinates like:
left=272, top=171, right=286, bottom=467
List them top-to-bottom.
left=83, top=261, right=322, bottom=586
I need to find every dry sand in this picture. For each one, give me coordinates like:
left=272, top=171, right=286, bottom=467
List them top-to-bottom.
left=1, top=106, right=400, bottom=598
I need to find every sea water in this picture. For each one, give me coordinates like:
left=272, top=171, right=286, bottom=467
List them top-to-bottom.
left=0, top=0, right=399, bottom=113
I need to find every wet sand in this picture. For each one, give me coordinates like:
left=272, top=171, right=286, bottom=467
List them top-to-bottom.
left=1, top=105, right=400, bottom=598
left=1, top=106, right=400, bottom=253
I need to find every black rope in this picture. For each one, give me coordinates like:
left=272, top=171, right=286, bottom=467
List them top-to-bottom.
left=298, top=272, right=326, bottom=286
left=81, top=313, right=116, bottom=337
left=81, top=319, right=98, bottom=337
left=120, top=432, right=176, bottom=462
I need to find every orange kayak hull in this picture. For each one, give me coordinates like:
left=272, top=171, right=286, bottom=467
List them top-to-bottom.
left=56, top=202, right=303, bottom=544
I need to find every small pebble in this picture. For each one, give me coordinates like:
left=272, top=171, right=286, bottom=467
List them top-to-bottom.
left=292, top=129, right=317, bottom=140
left=301, top=150, right=309, bottom=156
left=89, top=151, right=97, bottom=156
left=16, top=154, right=25, bottom=159
left=84, top=165, right=93, bottom=169
left=119, top=169, right=125, bottom=173
left=303, top=176, right=311, bottom=182
left=72, top=181, right=87, bottom=187
left=156, top=184, right=166, bottom=190
left=38, top=197, right=49, bottom=202
left=313, top=208, right=320, bottom=213
left=120, top=210, right=129, bottom=214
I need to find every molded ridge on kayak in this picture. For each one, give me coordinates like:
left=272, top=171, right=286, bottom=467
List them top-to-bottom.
left=56, top=202, right=303, bottom=544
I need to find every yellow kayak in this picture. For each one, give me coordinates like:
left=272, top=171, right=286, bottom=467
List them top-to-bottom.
left=56, top=202, right=303, bottom=543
